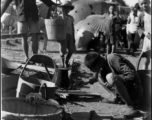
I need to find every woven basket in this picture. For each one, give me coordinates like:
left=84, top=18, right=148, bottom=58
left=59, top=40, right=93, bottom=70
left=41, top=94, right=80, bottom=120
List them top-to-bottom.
left=2, top=98, right=63, bottom=120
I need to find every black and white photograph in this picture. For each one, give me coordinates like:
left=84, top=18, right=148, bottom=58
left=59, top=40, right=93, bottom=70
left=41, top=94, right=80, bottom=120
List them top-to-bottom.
left=1, top=0, right=151, bottom=120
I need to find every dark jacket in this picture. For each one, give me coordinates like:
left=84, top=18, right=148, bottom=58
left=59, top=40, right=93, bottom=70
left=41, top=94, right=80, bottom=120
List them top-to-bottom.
left=15, top=0, right=57, bottom=22
left=99, top=54, right=143, bottom=98
left=100, top=54, right=142, bottom=88
left=106, top=54, right=138, bottom=81
left=107, top=54, right=143, bottom=98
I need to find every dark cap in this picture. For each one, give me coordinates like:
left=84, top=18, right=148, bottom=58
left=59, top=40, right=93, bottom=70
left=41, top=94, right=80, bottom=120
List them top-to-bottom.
left=84, top=52, right=100, bottom=68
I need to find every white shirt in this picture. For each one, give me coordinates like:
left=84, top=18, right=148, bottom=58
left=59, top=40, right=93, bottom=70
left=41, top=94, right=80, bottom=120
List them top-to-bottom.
left=128, top=11, right=141, bottom=33
left=143, top=12, right=151, bottom=34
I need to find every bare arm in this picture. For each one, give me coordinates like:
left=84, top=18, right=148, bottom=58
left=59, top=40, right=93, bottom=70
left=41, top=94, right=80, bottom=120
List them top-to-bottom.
left=1, top=0, right=13, bottom=17
left=126, top=16, right=131, bottom=34
left=127, top=16, right=131, bottom=24
left=72, top=18, right=75, bottom=43
left=88, top=69, right=108, bottom=87
left=98, top=71, right=107, bottom=86
left=88, top=72, right=98, bottom=84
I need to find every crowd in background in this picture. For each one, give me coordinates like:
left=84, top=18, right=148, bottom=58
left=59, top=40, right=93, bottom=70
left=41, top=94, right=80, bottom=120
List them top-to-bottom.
left=1, top=0, right=151, bottom=67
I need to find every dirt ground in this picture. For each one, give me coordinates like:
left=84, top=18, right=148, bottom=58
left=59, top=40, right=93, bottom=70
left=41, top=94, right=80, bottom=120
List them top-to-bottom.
left=1, top=38, right=151, bottom=120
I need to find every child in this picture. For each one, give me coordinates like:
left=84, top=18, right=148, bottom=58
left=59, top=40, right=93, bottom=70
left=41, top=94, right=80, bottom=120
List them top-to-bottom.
left=58, top=1, right=76, bottom=67
left=126, top=4, right=142, bottom=56
left=105, top=5, right=116, bottom=54
left=84, top=52, right=143, bottom=118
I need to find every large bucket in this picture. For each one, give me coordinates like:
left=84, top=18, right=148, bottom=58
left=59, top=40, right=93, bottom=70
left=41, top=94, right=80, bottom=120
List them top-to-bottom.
left=45, top=16, right=67, bottom=41
left=16, top=55, right=57, bottom=100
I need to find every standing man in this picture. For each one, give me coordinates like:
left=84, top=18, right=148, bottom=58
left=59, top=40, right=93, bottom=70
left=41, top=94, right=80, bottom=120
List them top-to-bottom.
left=1, top=0, right=57, bottom=63
left=138, top=0, right=151, bottom=69
left=126, top=4, right=142, bottom=57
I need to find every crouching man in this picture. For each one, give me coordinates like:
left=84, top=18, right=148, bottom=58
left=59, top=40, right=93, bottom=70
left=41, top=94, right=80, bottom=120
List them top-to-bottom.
left=84, top=52, right=143, bottom=118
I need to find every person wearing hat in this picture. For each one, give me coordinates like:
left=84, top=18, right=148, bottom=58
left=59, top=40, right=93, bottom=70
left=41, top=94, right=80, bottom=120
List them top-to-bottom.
left=58, top=0, right=76, bottom=67
left=126, top=4, right=143, bottom=57
left=84, top=52, right=143, bottom=118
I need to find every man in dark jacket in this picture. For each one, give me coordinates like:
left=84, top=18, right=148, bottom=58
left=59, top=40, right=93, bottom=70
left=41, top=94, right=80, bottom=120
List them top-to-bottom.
left=1, top=0, right=57, bottom=62
left=84, top=52, right=143, bottom=118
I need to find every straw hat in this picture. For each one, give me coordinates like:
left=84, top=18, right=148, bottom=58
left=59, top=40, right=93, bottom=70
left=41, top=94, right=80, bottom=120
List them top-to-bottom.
left=59, top=0, right=74, bottom=10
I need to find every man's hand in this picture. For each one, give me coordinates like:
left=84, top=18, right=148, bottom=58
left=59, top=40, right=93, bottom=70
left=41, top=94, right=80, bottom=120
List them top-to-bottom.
left=146, top=32, right=151, bottom=40
left=89, top=77, right=98, bottom=85
left=104, top=82, right=112, bottom=89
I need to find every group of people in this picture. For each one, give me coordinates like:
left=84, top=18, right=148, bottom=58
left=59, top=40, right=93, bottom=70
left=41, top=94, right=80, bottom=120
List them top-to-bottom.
left=1, top=0, right=151, bottom=118
left=1, top=0, right=76, bottom=67
left=84, top=0, right=151, bottom=118
left=88, top=0, right=151, bottom=57
left=127, top=0, right=151, bottom=70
